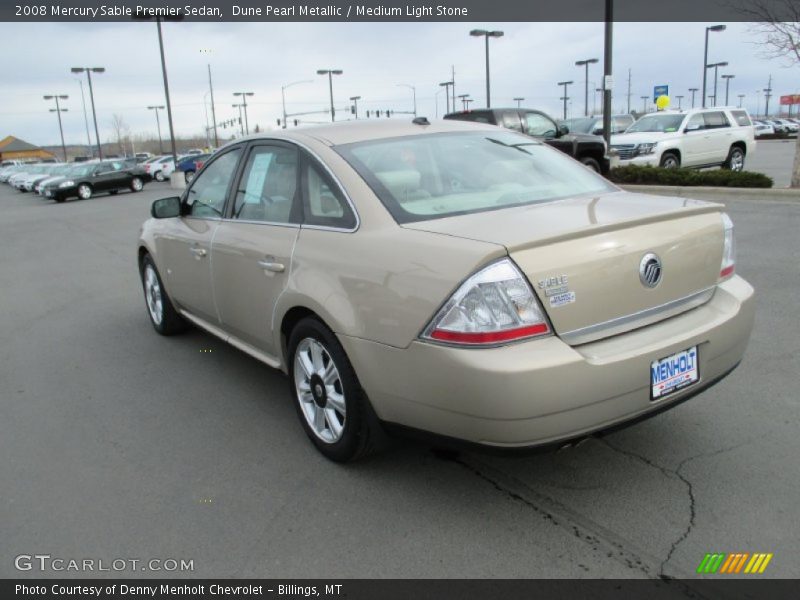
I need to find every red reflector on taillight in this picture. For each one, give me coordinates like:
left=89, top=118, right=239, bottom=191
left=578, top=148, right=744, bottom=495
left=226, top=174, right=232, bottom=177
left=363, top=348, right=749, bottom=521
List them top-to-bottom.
left=720, top=265, right=735, bottom=278
left=430, top=323, right=549, bottom=344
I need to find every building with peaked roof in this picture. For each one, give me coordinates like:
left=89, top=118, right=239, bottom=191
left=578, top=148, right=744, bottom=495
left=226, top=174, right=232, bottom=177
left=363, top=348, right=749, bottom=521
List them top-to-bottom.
left=0, top=136, right=56, bottom=162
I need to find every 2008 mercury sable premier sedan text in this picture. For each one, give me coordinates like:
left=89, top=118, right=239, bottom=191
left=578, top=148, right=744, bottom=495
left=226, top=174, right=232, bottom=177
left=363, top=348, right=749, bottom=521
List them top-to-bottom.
left=137, top=119, right=755, bottom=462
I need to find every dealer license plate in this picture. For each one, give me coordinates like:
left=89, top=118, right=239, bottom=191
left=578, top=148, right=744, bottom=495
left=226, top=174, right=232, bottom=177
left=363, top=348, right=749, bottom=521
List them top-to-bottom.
left=650, top=346, right=699, bottom=400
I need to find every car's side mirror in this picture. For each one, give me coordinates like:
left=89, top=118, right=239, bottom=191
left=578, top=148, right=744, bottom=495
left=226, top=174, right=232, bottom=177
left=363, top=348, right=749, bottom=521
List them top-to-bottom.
left=557, top=124, right=569, bottom=137
left=684, top=124, right=702, bottom=133
left=151, top=196, right=181, bottom=219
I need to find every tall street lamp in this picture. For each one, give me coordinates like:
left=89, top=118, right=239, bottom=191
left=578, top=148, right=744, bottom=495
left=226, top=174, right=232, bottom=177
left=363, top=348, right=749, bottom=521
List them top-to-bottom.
left=702, top=24, right=726, bottom=108
left=469, top=29, right=504, bottom=108
left=200, top=49, right=219, bottom=148
left=575, top=58, right=599, bottom=116
left=708, top=61, right=728, bottom=107
left=70, top=67, right=104, bottom=159
left=317, top=69, right=343, bottom=122
left=721, top=74, right=735, bottom=106
left=75, top=79, right=92, bottom=153
left=281, top=80, right=313, bottom=129
left=439, top=81, right=454, bottom=114
left=557, top=81, right=573, bottom=120
left=396, top=84, right=417, bottom=116
left=689, top=87, right=699, bottom=108
left=233, top=92, right=254, bottom=134
left=458, top=94, right=471, bottom=111
left=738, top=94, right=745, bottom=108
left=44, top=95, right=69, bottom=162
left=641, top=95, right=649, bottom=113
left=676, top=95, right=684, bottom=109
left=350, top=96, right=361, bottom=119
left=513, top=96, right=524, bottom=108
left=232, top=104, right=245, bottom=136
left=147, top=105, right=165, bottom=154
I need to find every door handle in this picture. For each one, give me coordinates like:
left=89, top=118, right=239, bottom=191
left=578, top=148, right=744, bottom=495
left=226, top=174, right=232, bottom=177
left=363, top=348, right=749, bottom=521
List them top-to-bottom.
left=189, top=247, right=207, bottom=258
left=258, top=259, right=285, bottom=273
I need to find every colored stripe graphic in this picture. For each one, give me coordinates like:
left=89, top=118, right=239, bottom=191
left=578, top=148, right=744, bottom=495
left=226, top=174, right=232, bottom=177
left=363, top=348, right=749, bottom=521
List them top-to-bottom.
left=699, top=553, right=773, bottom=574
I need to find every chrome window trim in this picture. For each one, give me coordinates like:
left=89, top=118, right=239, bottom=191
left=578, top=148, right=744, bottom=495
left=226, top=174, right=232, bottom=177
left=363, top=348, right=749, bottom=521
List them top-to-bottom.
left=561, top=286, right=716, bottom=346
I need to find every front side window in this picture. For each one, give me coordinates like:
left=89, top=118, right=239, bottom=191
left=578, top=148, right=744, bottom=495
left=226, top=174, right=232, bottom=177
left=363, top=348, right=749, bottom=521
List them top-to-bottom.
left=524, top=112, right=558, bottom=137
left=685, top=113, right=705, bottom=131
left=627, top=114, right=686, bottom=133
left=337, top=131, right=614, bottom=224
left=232, top=146, right=299, bottom=224
left=185, top=148, right=242, bottom=218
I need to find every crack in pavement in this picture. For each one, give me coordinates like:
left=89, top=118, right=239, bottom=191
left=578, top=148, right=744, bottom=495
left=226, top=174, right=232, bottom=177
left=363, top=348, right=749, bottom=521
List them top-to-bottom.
left=599, top=438, right=752, bottom=579
left=443, top=452, right=706, bottom=591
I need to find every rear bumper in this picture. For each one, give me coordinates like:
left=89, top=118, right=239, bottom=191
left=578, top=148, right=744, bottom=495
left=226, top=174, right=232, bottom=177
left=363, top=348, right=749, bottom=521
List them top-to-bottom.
left=339, top=276, right=754, bottom=448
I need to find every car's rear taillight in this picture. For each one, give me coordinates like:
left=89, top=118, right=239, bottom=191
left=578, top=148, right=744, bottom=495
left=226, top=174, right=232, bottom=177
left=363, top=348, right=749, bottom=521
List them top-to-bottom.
left=720, top=213, right=735, bottom=280
left=421, top=258, right=551, bottom=347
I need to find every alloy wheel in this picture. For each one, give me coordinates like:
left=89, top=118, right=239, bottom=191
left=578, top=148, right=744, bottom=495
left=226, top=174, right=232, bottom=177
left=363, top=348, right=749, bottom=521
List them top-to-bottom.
left=143, top=265, right=163, bottom=326
left=293, top=338, right=346, bottom=444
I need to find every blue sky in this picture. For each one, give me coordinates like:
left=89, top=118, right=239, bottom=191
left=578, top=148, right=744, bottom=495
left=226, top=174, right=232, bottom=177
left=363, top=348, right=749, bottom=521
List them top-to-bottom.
left=1, top=21, right=795, bottom=146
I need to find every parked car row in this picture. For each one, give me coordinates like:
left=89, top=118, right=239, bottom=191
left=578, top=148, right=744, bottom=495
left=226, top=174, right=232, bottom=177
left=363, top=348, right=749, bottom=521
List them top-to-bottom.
left=0, top=159, right=152, bottom=201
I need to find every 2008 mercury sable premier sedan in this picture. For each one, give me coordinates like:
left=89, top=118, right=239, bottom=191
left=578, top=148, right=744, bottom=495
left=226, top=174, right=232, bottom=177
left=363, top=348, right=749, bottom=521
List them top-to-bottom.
left=137, top=118, right=754, bottom=462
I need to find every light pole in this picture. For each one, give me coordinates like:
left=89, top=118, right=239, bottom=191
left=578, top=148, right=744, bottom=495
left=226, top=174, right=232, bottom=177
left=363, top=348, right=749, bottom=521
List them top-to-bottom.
left=702, top=24, right=726, bottom=108
left=469, top=29, right=503, bottom=108
left=199, top=49, right=219, bottom=148
left=575, top=58, right=599, bottom=116
left=707, top=62, right=728, bottom=107
left=70, top=67, right=104, bottom=159
left=317, top=69, right=343, bottom=122
left=721, top=74, right=735, bottom=106
left=75, top=79, right=92, bottom=153
left=764, top=79, right=773, bottom=117
left=281, top=80, right=313, bottom=129
left=439, top=81, right=454, bottom=114
left=557, top=81, right=573, bottom=120
left=396, top=84, right=417, bottom=116
left=689, top=88, right=699, bottom=108
left=233, top=92, right=254, bottom=134
left=457, top=94, right=470, bottom=111
left=738, top=94, right=745, bottom=108
left=44, top=95, right=69, bottom=162
left=641, top=95, right=649, bottom=114
left=676, top=95, right=684, bottom=109
left=350, top=96, right=361, bottom=119
left=513, top=96, right=524, bottom=108
left=464, top=98, right=474, bottom=110
left=232, top=104, right=245, bottom=135
left=147, top=105, right=165, bottom=154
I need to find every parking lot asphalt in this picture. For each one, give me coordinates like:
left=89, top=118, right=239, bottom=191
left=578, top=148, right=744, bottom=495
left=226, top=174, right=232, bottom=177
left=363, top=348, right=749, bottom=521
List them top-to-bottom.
left=743, top=139, right=796, bottom=188
left=1, top=182, right=798, bottom=583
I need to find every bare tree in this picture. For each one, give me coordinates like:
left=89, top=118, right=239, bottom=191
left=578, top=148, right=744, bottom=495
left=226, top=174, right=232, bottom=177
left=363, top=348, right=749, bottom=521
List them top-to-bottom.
left=739, top=0, right=800, bottom=186
left=110, top=114, right=129, bottom=156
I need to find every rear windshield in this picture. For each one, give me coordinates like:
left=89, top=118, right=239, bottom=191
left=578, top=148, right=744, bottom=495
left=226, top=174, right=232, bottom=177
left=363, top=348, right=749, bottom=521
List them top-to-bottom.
left=335, top=131, right=614, bottom=224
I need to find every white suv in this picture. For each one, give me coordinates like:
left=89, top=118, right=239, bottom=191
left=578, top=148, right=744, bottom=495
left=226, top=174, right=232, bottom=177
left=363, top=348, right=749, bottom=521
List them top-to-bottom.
left=610, top=107, right=756, bottom=171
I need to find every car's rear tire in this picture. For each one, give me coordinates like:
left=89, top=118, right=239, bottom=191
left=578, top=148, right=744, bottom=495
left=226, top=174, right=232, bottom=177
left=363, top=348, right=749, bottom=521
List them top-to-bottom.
left=723, top=146, right=745, bottom=172
left=660, top=152, right=680, bottom=169
left=579, top=157, right=601, bottom=173
left=155, top=171, right=165, bottom=182
left=130, top=177, right=144, bottom=192
left=77, top=184, right=93, bottom=200
left=140, top=254, right=188, bottom=336
left=288, top=317, right=381, bottom=462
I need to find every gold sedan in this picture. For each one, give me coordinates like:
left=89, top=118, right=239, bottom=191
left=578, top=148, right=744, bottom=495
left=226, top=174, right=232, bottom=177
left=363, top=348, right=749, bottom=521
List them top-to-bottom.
left=138, top=119, right=754, bottom=461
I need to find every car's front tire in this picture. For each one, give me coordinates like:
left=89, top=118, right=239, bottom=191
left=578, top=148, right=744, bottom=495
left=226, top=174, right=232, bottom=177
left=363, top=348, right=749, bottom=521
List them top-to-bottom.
left=723, top=146, right=745, bottom=172
left=660, top=152, right=680, bottom=169
left=580, top=157, right=601, bottom=173
left=155, top=171, right=165, bottom=182
left=130, top=177, right=144, bottom=192
left=77, top=184, right=93, bottom=200
left=140, top=254, right=188, bottom=335
left=288, top=317, right=380, bottom=462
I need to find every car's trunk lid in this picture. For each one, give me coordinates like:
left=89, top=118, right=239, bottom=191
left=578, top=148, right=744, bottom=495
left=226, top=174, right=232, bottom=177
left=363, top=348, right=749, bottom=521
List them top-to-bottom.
left=403, top=191, right=725, bottom=344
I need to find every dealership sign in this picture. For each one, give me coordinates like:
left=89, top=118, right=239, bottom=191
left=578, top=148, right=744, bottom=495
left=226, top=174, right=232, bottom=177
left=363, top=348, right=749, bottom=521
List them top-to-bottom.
left=780, top=94, right=800, bottom=105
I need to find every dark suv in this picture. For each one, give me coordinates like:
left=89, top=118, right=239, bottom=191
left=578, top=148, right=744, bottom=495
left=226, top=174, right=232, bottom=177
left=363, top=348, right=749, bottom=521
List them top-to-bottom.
left=444, top=108, right=610, bottom=173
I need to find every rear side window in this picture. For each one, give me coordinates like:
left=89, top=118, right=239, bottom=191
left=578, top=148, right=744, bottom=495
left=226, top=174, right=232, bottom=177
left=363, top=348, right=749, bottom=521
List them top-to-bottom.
left=730, top=110, right=752, bottom=127
left=703, top=111, right=730, bottom=129
left=302, top=160, right=356, bottom=230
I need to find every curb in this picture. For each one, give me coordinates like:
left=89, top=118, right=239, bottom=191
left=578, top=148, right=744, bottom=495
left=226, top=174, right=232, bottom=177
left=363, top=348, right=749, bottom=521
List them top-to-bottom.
left=620, top=184, right=800, bottom=200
